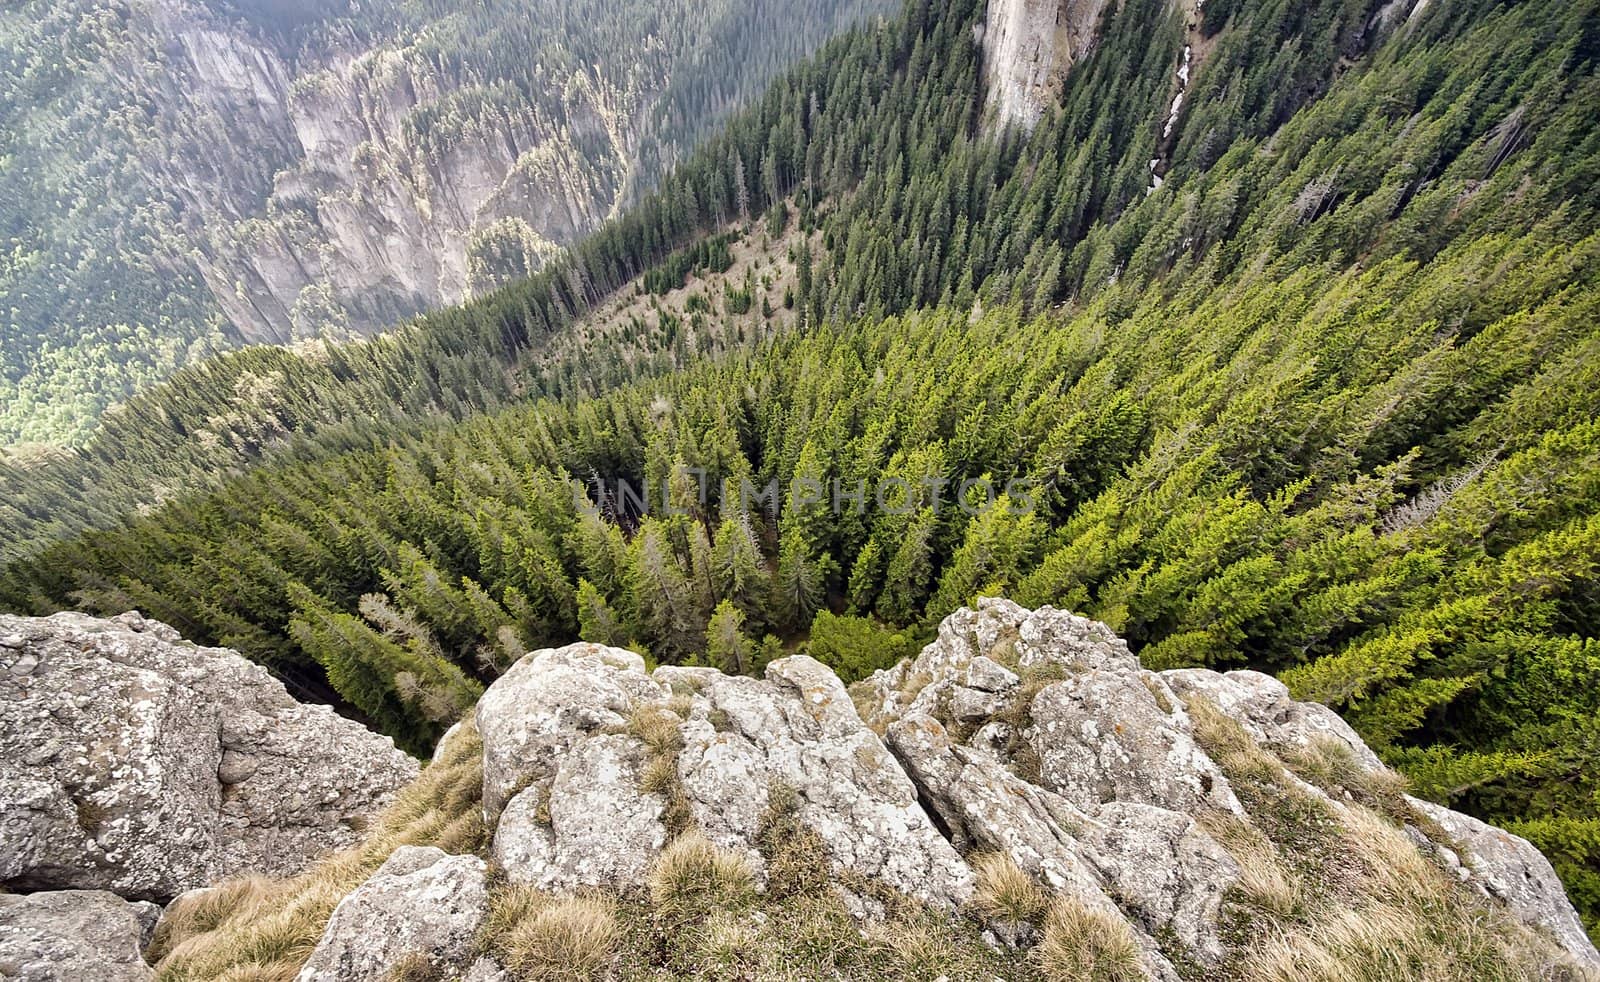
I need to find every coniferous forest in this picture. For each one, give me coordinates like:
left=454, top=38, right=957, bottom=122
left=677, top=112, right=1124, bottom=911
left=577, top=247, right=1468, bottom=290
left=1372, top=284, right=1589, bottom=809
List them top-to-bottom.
left=0, top=0, right=892, bottom=444
left=4, top=0, right=1600, bottom=941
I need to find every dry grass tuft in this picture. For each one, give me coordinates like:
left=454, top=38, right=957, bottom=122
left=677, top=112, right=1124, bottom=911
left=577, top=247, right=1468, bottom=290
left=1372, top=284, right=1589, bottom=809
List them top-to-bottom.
left=1181, top=696, right=1585, bottom=980
left=627, top=703, right=692, bottom=834
left=628, top=704, right=685, bottom=755
left=152, top=724, right=486, bottom=981
left=1280, top=736, right=1416, bottom=825
left=638, top=754, right=678, bottom=797
left=756, top=782, right=833, bottom=900
left=1241, top=805, right=1592, bottom=982
left=1198, top=813, right=1303, bottom=920
left=649, top=831, right=757, bottom=924
left=968, top=851, right=1048, bottom=925
left=145, top=875, right=280, bottom=963
left=478, top=883, right=545, bottom=949
left=496, top=892, right=620, bottom=981
left=1034, top=896, right=1145, bottom=982
left=689, top=908, right=759, bottom=974
left=863, top=914, right=968, bottom=977
left=383, top=950, right=445, bottom=981
left=210, top=964, right=300, bottom=982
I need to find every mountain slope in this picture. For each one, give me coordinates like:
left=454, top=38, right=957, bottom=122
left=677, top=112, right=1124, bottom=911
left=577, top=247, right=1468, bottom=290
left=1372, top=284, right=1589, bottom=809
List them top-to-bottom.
left=0, top=0, right=892, bottom=445
left=3, top=0, right=1600, bottom=941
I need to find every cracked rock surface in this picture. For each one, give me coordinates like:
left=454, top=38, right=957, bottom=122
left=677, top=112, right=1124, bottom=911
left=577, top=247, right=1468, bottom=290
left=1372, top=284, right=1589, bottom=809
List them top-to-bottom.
left=457, top=600, right=1600, bottom=976
left=13, top=603, right=1594, bottom=979
left=0, top=611, right=418, bottom=901
left=296, top=846, right=489, bottom=982
left=0, top=890, right=158, bottom=981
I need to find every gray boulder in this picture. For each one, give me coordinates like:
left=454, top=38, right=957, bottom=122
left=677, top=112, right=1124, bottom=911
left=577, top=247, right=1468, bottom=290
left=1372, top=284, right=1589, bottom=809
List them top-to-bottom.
left=857, top=598, right=1600, bottom=972
left=0, top=611, right=418, bottom=901
left=476, top=641, right=973, bottom=908
left=492, top=732, right=668, bottom=891
left=1408, top=796, right=1597, bottom=963
left=296, top=846, right=489, bottom=982
left=0, top=890, right=157, bottom=981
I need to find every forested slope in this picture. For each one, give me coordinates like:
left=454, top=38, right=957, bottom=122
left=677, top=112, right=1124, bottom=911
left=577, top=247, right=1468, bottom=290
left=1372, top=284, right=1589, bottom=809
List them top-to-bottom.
left=0, top=0, right=890, bottom=444
left=3, top=0, right=1599, bottom=939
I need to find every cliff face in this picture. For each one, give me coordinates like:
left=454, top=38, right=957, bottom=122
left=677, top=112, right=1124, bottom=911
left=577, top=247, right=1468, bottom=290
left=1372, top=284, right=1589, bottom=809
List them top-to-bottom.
left=112, top=0, right=896, bottom=345
left=980, top=0, right=1114, bottom=130
left=133, top=1, right=634, bottom=345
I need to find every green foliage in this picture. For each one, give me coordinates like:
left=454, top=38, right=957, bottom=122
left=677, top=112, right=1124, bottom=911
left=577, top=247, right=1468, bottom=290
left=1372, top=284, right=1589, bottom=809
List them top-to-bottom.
left=3, top=0, right=1600, bottom=940
left=706, top=599, right=756, bottom=675
left=805, top=612, right=916, bottom=684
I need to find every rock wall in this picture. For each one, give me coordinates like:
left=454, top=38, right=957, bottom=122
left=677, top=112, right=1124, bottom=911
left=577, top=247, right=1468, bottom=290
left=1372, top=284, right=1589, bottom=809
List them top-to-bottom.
left=127, top=0, right=625, bottom=345
left=981, top=0, right=1114, bottom=130
left=0, top=611, right=417, bottom=902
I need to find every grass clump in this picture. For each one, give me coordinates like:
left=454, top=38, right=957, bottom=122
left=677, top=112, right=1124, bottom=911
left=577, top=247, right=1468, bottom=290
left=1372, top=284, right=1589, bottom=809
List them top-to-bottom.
left=1182, top=695, right=1588, bottom=980
left=627, top=703, right=685, bottom=755
left=628, top=703, right=693, bottom=835
left=152, top=724, right=487, bottom=981
left=1279, top=735, right=1417, bottom=826
left=756, top=782, right=833, bottom=899
left=1244, top=806, right=1590, bottom=981
left=1198, top=812, right=1304, bottom=922
left=648, top=831, right=757, bottom=925
left=968, top=851, right=1049, bottom=926
left=488, top=890, right=620, bottom=981
left=1034, top=896, right=1145, bottom=982
left=384, top=951, right=445, bottom=981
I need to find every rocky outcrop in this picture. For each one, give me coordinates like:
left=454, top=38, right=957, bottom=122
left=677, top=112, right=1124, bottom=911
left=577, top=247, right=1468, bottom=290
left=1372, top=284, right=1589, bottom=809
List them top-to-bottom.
left=981, top=0, right=1114, bottom=130
left=452, top=599, right=1599, bottom=975
left=353, top=600, right=1591, bottom=977
left=861, top=600, right=1600, bottom=972
left=16, top=603, right=1588, bottom=978
left=0, top=611, right=418, bottom=902
left=475, top=642, right=972, bottom=908
left=1408, top=796, right=1598, bottom=964
left=296, top=846, right=490, bottom=982
left=0, top=890, right=158, bottom=982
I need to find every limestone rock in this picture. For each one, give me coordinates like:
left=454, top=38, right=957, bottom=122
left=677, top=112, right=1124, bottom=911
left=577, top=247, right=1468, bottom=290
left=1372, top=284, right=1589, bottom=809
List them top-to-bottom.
left=982, top=0, right=1114, bottom=130
left=858, top=598, right=1598, bottom=972
left=43, top=601, right=1581, bottom=977
left=0, top=611, right=418, bottom=901
left=475, top=642, right=668, bottom=817
left=476, top=643, right=973, bottom=908
left=1027, top=671, right=1239, bottom=815
left=492, top=733, right=668, bottom=891
left=1408, top=797, right=1598, bottom=965
left=1081, top=802, right=1239, bottom=964
left=297, top=846, right=489, bottom=982
left=0, top=890, right=156, bottom=981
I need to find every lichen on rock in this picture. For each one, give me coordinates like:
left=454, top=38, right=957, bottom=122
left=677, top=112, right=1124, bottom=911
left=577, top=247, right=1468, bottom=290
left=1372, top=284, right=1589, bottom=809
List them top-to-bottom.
left=0, top=610, right=418, bottom=902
